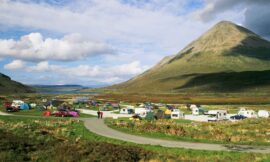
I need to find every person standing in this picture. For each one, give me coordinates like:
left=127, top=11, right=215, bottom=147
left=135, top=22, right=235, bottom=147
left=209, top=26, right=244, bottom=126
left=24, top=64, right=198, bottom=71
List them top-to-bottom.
left=97, top=111, right=100, bottom=119
left=100, top=111, right=103, bottom=119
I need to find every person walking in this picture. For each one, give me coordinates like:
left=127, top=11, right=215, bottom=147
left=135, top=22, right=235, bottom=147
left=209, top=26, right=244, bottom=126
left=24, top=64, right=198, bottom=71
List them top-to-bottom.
left=97, top=111, right=100, bottom=119
left=100, top=111, right=103, bottom=119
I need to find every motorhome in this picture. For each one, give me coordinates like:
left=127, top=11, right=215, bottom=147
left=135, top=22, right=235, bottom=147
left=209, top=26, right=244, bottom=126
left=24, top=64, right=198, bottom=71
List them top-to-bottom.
left=208, top=110, right=227, bottom=121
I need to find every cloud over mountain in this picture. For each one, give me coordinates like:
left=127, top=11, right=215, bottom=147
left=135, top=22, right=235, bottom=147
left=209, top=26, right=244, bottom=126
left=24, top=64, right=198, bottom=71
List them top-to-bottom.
left=196, top=0, right=270, bottom=38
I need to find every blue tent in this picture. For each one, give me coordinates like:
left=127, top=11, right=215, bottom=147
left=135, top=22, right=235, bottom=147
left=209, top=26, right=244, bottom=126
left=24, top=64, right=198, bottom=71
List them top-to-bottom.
left=20, top=103, right=30, bottom=110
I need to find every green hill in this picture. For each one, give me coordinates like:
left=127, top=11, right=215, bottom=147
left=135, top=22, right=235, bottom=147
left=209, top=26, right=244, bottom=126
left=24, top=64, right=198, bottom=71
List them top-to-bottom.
left=102, top=21, right=270, bottom=93
left=0, top=73, right=34, bottom=94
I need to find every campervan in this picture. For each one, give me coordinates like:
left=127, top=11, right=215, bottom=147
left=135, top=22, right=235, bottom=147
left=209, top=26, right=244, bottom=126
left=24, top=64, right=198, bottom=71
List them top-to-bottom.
left=135, top=108, right=151, bottom=118
left=238, top=108, right=257, bottom=118
left=171, top=109, right=184, bottom=119
left=207, top=110, right=227, bottom=121
left=258, top=110, right=270, bottom=118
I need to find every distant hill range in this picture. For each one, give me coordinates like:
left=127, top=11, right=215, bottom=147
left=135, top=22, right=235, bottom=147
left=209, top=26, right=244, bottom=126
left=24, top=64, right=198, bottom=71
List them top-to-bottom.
left=101, top=21, right=270, bottom=93
left=0, top=73, right=34, bottom=94
left=32, top=85, right=88, bottom=94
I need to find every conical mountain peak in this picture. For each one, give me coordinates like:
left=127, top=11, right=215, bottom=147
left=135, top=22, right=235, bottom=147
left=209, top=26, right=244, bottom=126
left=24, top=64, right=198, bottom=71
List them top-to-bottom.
left=105, top=21, right=270, bottom=93
left=169, top=21, right=270, bottom=63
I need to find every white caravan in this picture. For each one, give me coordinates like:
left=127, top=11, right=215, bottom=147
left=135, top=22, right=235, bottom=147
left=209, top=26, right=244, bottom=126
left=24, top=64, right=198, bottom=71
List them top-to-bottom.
left=191, top=105, right=199, bottom=115
left=120, top=108, right=134, bottom=114
left=134, top=108, right=151, bottom=118
left=238, top=108, right=257, bottom=118
left=171, top=109, right=184, bottom=119
left=207, top=110, right=227, bottom=121
left=258, top=110, right=270, bottom=118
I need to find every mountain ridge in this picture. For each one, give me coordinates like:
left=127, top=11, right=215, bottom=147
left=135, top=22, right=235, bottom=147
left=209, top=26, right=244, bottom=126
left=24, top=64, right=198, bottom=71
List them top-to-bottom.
left=0, top=73, right=34, bottom=94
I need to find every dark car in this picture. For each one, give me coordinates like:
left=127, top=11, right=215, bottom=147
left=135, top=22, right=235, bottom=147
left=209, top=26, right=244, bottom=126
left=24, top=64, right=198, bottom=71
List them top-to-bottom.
left=230, top=115, right=247, bottom=120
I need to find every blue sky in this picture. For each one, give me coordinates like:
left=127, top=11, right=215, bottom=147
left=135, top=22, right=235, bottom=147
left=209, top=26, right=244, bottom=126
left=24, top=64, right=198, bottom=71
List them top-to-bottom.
left=0, top=0, right=269, bottom=86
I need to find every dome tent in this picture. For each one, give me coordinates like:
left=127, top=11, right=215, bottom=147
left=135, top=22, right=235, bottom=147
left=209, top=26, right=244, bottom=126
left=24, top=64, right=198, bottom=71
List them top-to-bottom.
left=20, top=103, right=30, bottom=110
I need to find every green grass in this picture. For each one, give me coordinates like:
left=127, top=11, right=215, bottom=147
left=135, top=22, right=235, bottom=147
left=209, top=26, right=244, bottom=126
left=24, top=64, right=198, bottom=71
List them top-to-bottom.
left=1, top=115, right=270, bottom=161
left=105, top=118, right=270, bottom=146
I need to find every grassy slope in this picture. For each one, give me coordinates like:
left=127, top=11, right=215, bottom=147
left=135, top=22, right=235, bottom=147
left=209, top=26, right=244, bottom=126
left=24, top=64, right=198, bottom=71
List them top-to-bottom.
left=0, top=73, right=34, bottom=94
left=1, top=115, right=270, bottom=162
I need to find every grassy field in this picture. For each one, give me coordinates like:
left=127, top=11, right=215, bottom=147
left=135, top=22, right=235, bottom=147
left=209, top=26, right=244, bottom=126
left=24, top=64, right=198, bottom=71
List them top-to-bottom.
left=94, top=93, right=270, bottom=105
left=1, top=115, right=270, bottom=161
left=105, top=118, right=270, bottom=146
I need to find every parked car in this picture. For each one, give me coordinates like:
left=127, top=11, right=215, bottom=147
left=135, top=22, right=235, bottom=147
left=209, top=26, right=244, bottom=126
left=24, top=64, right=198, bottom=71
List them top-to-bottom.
left=4, top=102, right=19, bottom=112
left=6, top=106, right=19, bottom=112
left=54, top=110, right=72, bottom=117
left=230, top=115, right=247, bottom=120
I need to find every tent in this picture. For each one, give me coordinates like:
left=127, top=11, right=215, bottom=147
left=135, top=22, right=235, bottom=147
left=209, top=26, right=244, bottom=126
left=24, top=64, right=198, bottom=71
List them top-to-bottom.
left=20, top=103, right=30, bottom=110
left=154, top=110, right=164, bottom=120
left=145, top=111, right=155, bottom=121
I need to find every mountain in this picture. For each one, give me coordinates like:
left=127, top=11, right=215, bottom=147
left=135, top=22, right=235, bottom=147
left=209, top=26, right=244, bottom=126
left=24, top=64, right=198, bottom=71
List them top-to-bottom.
left=105, top=21, right=270, bottom=93
left=0, top=73, right=34, bottom=94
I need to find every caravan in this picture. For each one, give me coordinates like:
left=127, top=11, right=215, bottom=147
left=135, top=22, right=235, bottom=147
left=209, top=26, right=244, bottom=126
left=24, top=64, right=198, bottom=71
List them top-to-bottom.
left=191, top=105, right=199, bottom=115
left=120, top=108, right=134, bottom=114
left=135, top=108, right=151, bottom=118
left=238, top=108, right=257, bottom=118
left=171, top=109, right=184, bottom=119
left=207, top=110, right=227, bottom=121
left=258, top=110, right=270, bottom=118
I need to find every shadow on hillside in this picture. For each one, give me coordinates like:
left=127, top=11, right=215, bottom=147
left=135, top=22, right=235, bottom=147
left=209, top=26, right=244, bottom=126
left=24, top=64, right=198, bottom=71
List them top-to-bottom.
left=225, top=36, right=270, bottom=60
left=174, top=70, right=270, bottom=92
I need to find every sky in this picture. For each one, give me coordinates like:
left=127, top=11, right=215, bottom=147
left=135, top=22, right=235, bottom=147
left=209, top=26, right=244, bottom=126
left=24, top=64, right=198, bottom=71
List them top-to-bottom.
left=0, top=0, right=269, bottom=87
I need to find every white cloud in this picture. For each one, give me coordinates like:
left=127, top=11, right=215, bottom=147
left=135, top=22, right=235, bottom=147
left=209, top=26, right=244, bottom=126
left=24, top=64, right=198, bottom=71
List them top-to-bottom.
left=0, top=0, right=210, bottom=58
left=0, top=32, right=115, bottom=61
left=4, top=59, right=25, bottom=70
left=25, top=60, right=149, bottom=83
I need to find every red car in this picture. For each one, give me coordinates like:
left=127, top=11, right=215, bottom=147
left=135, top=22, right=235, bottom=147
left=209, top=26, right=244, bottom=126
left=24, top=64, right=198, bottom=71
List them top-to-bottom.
left=4, top=102, right=19, bottom=112
left=54, top=110, right=72, bottom=117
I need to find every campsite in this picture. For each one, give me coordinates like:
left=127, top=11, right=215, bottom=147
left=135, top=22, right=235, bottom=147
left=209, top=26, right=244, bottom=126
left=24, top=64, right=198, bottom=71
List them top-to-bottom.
left=1, top=1, right=270, bottom=161
left=2, top=92, right=270, bottom=161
